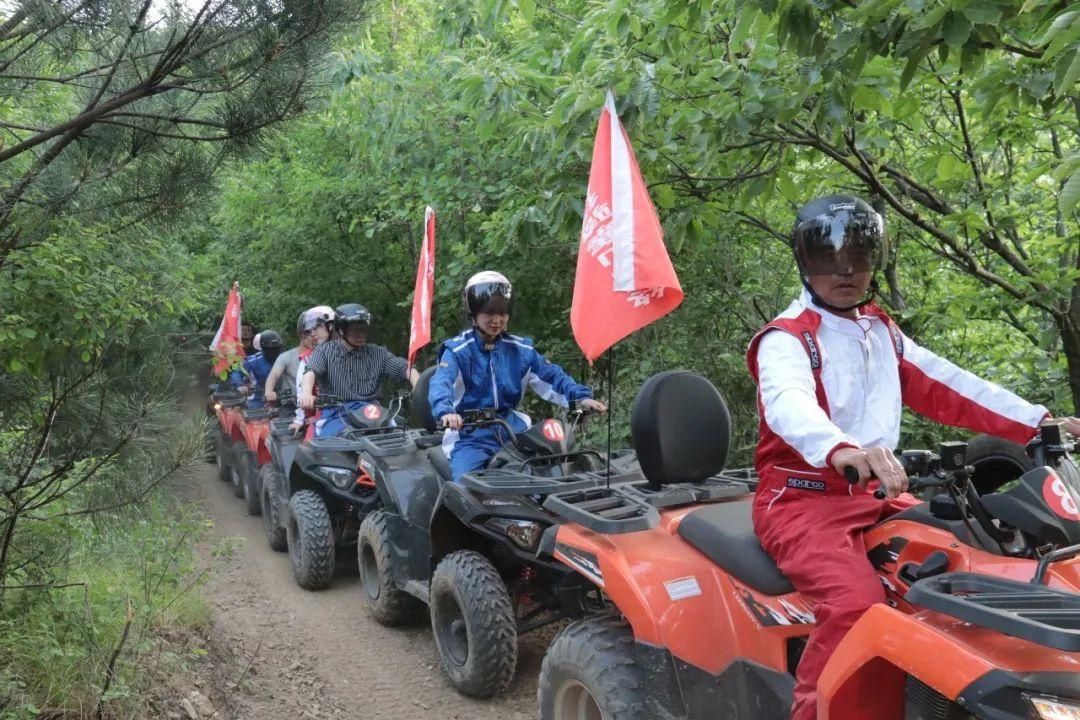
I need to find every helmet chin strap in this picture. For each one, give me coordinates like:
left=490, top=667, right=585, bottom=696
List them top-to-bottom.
left=802, top=276, right=879, bottom=313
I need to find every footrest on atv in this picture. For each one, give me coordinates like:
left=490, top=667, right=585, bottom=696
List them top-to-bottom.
left=459, top=468, right=604, bottom=496
left=543, top=486, right=660, bottom=534
left=906, top=572, right=1080, bottom=651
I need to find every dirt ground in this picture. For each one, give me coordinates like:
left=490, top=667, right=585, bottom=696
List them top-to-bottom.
left=182, top=459, right=545, bottom=720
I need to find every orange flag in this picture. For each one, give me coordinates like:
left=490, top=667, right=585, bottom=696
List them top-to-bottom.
left=570, top=91, right=683, bottom=362
left=408, top=207, right=436, bottom=368
left=209, top=281, right=245, bottom=375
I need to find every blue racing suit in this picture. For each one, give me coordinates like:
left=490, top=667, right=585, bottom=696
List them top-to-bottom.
left=428, top=329, right=593, bottom=482
left=229, top=352, right=273, bottom=409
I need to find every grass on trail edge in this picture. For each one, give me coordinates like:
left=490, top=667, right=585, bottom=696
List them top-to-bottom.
left=0, top=470, right=224, bottom=720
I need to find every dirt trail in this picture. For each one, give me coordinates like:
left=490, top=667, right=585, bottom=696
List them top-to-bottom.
left=192, top=460, right=542, bottom=720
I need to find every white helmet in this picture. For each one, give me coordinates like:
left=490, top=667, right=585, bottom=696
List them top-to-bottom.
left=463, top=271, right=512, bottom=316
left=301, top=305, right=334, bottom=333
left=252, top=332, right=262, bottom=351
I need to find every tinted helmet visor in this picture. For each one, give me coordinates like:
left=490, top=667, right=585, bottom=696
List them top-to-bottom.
left=794, top=210, right=884, bottom=277
left=467, top=282, right=513, bottom=316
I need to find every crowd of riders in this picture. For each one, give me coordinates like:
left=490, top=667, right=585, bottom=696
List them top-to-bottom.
left=213, top=193, right=1080, bottom=720
left=221, top=273, right=601, bottom=464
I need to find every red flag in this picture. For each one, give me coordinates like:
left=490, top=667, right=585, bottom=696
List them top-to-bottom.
left=571, top=92, right=683, bottom=362
left=408, top=207, right=437, bottom=368
left=209, top=281, right=245, bottom=376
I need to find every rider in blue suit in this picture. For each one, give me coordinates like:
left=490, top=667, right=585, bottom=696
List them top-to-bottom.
left=428, top=271, right=607, bottom=482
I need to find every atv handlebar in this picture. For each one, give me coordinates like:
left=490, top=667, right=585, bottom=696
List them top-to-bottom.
left=844, top=443, right=973, bottom=500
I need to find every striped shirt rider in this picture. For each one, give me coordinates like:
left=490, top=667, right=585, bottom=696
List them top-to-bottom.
left=303, top=337, right=409, bottom=402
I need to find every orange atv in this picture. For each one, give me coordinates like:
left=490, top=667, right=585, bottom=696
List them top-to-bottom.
left=537, top=370, right=1080, bottom=720
left=211, top=389, right=248, bottom=487
left=235, top=396, right=295, bottom=516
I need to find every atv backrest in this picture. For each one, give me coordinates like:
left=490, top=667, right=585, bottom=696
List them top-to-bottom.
left=409, top=366, right=438, bottom=432
left=630, top=370, right=731, bottom=486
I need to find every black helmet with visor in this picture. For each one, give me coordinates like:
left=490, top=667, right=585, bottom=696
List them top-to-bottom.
left=792, top=194, right=885, bottom=311
left=335, top=303, right=372, bottom=346
left=258, top=330, right=284, bottom=363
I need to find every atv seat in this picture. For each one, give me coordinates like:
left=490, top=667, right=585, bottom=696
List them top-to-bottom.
left=410, top=367, right=439, bottom=432
left=428, top=446, right=452, bottom=483
left=677, top=501, right=795, bottom=596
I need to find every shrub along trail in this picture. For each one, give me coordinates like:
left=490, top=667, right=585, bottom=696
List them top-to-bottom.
left=192, top=459, right=541, bottom=719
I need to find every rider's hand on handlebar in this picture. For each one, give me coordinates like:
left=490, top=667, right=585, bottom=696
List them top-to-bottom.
left=238, top=385, right=251, bottom=396
left=265, top=389, right=278, bottom=403
left=299, top=392, right=316, bottom=410
left=579, top=398, right=607, bottom=414
left=440, top=413, right=463, bottom=430
left=1059, top=417, right=1080, bottom=437
left=288, top=421, right=303, bottom=435
left=832, top=446, right=908, bottom=498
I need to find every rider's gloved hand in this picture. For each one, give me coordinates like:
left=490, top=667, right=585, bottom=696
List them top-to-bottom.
left=299, top=392, right=316, bottom=410
left=580, top=398, right=608, bottom=414
left=440, top=413, right=463, bottom=430
left=831, top=446, right=908, bottom=499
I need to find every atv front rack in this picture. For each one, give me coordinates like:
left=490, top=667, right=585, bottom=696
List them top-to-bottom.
left=270, top=418, right=295, bottom=436
left=459, top=468, right=611, bottom=497
left=906, top=572, right=1080, bottom=651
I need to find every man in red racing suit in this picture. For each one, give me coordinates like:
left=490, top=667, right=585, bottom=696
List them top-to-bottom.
left=748, top=194, right=1080, bottom=720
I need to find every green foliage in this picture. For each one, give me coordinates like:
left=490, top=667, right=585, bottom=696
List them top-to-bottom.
left=184, top=0, right=1077, bottom=464
left=0, top=480, right=213, bottom=718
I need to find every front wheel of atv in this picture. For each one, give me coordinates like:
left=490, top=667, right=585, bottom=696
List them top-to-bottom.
left=214, top=429, right=232, bottom=483
left=229, top=446, right=250, bottom=498
left=242, top=456, right=263, bottom=516
left=260, top=465, right=287, bottom=552
left=287, top=490, right=334, bottom=590
left=358, top=511, right=424, bottom=626
left=429, top=550, right=517, bottom=698
left=538, top=616, right=647, bottom=720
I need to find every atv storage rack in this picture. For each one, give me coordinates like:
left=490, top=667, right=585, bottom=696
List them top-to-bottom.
left=459, top=467, right=613, bottom=497
left=543, top=470, right=755, bottom=534
left=907, top=572, right=1080, bottom=651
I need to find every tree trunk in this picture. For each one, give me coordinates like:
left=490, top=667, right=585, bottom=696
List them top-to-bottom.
left=1056, top=312, right=1080, bottom=414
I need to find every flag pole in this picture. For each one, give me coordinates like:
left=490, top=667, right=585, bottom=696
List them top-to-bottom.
left=605, top=345, right=614, bottom=490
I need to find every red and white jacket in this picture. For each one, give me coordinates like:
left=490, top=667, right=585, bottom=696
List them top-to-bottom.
left=747, top=290, right=1048, bottom=495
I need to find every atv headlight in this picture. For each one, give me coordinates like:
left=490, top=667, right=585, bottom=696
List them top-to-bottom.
left=317, top=466, right=355, bottom=490
left=485, top=518, right=544, bottom=551
left=1028, top=694, right=1080, bottom=720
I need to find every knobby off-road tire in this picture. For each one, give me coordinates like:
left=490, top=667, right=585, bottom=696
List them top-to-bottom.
left=214, top=429, right=232, bottom=483
left=229, top=445, right=250, bottom=498
left=242, top=455, right=263, bottom=516
left=260, top=464, right=287, bottom=552
left=286, top=490, right=335, bottom=590
left=358, top=510, right=424, bottom=626
left=429, top=550, right=517, bottom=698
left=538, top=616, right=647, bottom=720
